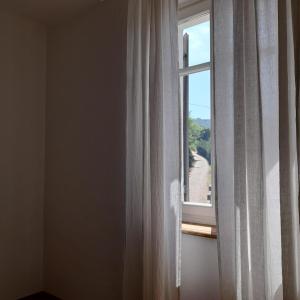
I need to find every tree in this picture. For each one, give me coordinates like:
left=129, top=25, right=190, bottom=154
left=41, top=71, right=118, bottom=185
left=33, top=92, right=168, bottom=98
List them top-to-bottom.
left=188, top=118, right=211, bottom=166
left=188, top=118, right=202, bottom=151
left=199, top=128, right=210, bottom=141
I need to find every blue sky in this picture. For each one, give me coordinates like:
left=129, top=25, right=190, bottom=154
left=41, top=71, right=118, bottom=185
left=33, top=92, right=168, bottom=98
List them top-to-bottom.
left=183, top=21, right=211, bottom=120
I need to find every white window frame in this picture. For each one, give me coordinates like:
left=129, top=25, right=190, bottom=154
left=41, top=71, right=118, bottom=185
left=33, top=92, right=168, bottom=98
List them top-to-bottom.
left=178, top=0, right=216, bottom=226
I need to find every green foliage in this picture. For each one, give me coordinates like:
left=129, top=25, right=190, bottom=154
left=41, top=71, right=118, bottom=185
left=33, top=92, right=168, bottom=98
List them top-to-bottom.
left=188, top=118, right=211, bottom=165
left=188, top=118, right=202, bottom=151
left=199, top=128, right=210, bottom=141
left=197, top=140, right=211, bottom=164
left=189, top=148, right=195, bottom=168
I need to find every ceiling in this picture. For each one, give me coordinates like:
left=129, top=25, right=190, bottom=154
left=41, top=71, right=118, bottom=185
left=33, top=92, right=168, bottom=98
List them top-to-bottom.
left=0, top=0, right=101, bottom=25
left=0, top=0, right=205, bottom=26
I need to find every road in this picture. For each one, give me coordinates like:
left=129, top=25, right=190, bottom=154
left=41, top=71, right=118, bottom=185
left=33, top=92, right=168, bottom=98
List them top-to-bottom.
left=188, top=152, right=211, bottom=203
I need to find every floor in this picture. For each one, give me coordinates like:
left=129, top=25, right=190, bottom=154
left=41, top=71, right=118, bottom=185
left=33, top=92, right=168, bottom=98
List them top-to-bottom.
left=19, top=292, right=60, bottom=300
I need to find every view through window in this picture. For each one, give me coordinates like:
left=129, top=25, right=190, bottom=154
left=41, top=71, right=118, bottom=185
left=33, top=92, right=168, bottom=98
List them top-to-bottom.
left=179, top=13, right=212, bottom=205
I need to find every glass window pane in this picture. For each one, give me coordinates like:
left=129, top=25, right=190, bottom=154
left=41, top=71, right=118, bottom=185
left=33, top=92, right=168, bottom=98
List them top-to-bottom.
left=183, top=20, right=210, bottom=67
left=184, top=71, right=212, bottom=204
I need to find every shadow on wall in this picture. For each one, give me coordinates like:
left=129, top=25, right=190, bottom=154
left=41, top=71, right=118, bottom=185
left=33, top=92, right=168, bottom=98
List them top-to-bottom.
left=181, top=234, right=220, bottom=300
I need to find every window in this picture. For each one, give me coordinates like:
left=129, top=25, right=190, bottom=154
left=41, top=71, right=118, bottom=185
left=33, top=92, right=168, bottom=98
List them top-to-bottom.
left=178, top=0, right=215, bottom=225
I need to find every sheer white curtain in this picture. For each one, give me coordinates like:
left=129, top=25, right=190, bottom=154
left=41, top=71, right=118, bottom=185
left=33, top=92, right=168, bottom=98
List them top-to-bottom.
left=123, top=0, right=181, bottom=299
left=214, top=0, right=300, bottom=299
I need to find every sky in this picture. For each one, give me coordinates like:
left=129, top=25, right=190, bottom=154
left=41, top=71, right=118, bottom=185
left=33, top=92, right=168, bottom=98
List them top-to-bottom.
left=183, top=21, right=211, bottom=120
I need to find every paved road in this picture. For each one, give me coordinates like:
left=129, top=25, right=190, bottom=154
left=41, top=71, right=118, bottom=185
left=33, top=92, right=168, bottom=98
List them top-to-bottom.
left=188, top=152, right=210, bottom=203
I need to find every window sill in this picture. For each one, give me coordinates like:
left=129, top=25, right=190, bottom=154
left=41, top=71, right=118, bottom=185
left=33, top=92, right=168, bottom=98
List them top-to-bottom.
left=181, top=222, right=217, bottom=239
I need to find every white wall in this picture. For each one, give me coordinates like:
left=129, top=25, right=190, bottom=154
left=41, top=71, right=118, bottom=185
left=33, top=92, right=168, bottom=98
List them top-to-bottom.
left=44, top=1, right=127, bottom=299
left=0, top=5, right=220, bottom=300
left=0, top=11, right=46, bottom=299
left=181, top=234, right=220, bottom=300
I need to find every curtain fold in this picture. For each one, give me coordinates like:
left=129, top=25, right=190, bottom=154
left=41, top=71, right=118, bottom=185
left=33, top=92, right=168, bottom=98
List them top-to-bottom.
left=123, top=0, right=181, bottom=299
left=215, top=0, right=300, bottom=299
left=279, top=0, right=300, bottom=298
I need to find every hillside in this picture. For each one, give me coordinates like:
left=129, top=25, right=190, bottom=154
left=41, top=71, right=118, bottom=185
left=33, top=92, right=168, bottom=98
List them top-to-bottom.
left=192, top=118, right=211, bottom=129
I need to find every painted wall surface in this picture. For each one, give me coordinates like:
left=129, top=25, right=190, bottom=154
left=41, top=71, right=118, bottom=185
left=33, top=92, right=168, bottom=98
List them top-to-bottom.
left=45, top=1, right=127, bottom=299
left=0, top=4, right=220, bottom=300
left=0, top=11, right=46, bottom=299
left=181, top=234, right=220, bottom=300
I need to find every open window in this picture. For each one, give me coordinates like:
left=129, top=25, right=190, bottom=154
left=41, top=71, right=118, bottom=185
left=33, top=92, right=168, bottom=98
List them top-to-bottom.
left=178, top=0, right=215, bottom=225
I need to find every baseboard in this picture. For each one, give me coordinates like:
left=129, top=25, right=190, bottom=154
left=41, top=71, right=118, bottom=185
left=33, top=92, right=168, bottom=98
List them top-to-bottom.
left=18, top=292, right=61, bottom=300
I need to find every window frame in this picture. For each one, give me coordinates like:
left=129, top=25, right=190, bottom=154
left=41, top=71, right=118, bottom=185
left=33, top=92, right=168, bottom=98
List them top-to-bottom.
left=178, top=0, right=216, bottom=226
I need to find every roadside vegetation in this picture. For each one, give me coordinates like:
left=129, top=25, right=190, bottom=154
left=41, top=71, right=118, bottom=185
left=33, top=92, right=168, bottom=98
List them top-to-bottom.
left=188, top=117, right=211, bottom=167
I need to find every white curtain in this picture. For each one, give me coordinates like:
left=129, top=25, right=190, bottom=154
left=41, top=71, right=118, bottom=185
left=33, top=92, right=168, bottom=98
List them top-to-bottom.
left=123, top=0, right=181, bottom=299
left=214, top=0, right=300, bottom=299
